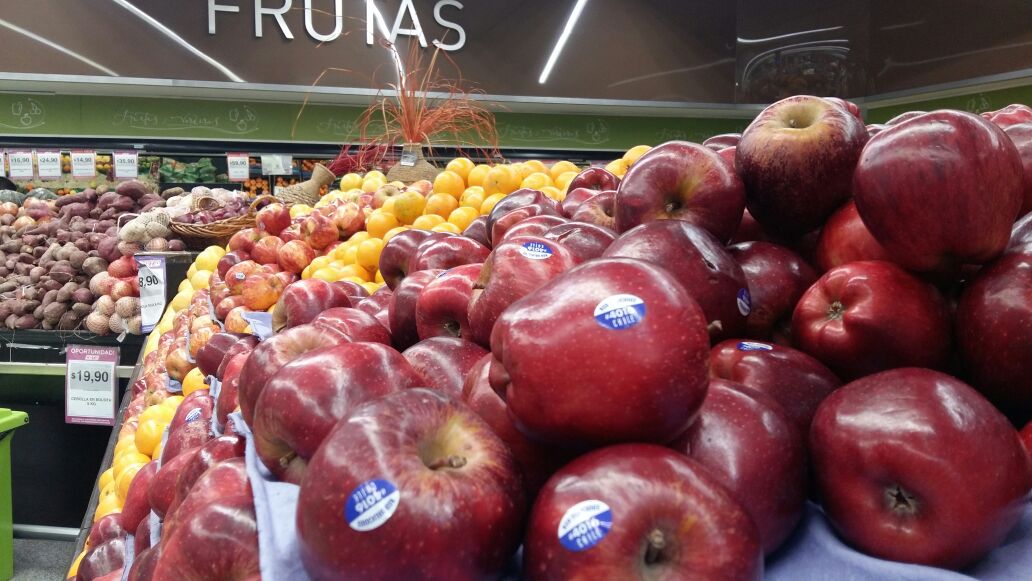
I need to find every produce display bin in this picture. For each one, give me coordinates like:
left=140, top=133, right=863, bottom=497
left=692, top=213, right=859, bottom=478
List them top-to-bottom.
left=0, top=408, right=28, bottom=581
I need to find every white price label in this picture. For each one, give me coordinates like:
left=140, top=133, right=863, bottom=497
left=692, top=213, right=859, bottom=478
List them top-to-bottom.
left=35, top=150, right=62, bottom=179
left=71, top=150, right=96, bottom=178
left=7, top=151, right=33, bottom=179
left=113, top=151, right=139, bottom=179
left=0, top=152, right=5, bottom=176
left=227, top=152, right=249, bottom=181
left=260, top=154, right=292, bottom=176
left=136, top=256, right=167, bottom=333
left=65, top=345, right=119, bottom=426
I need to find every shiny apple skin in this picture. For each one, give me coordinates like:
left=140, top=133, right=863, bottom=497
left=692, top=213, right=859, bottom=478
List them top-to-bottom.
left=853, top=110, right=1024, bottom=273
left=1003, top=122, right=1032, bottom=216
left=702, top=133, right=742, bottom=150
left=615, top=141, right=745, bottom=243
left=566, top=167, right=621, bottom=192
left=560, top=187, right=601, bottom=218
left=486, top=188, right=558, bottom=239
left=569, top=190, right=617, bottom=231
left=815, top=200, right=892, bottom=272
left=491, top=203, right=563, bottom=244
left=1009, top=212, right=1032, bottom=254
left=462, top=215, right=492, bottom=248
left=501, top=215, right=569, bottom=243
left=542, top=221, right=617, bottom=263
left=378, top=229, right=438, bottom=289
left=408, top=234, right=489, bottom=273
left=728, top=240, right=817, bottom=339
left=955, top=251, right=1032, bottom=424
left=493, top=258, right=710, bottom=447
left=791, top=260, right=951, bottom=380
left=415, top=263, right=482, bottom=341
left=388, top=269, right=444, bottom=350
left=310, top=307, right=391, bottom=345
left=402, top=336, right=488, bottom=398
left=810, top=368, right=1032, bottom=569
left=671, top=379, right=806, bottom=555
left=297, top=389, right=525, bottom=581
left=524, top=444, right=762, bottom=581
left=153, top=493, right=260, bottom=581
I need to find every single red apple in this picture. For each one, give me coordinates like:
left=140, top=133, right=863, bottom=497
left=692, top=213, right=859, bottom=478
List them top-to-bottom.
left=983, top=103, right=1032, bottom=129
left=884, top=110, right=927, bottom=125
left=1003, top=122, right=1032, bottom=216
left=702, top=132, right=742, bottom=150
left=566, top=167, right=621, bottom=192
left=561, top=187, right=602, bottom=218
left=486, top=188, right=558, bottom=236
left=569, top=190, right=617, bottom=230
left=815, top=200, right=892, bottom=272
left=332, top=201, right=365, bottom=239
left=255, top=202, right=291, bottom=235
left=491, top=203, right=563, bottom=245
left=299, top=210, right=339, bottom=250
left=499, top=214, right=568, bottom=243
left=462, top=215, right=491, bottom=248
left=542, top=220, right=616, bottom=263
left=227, top=228, right=263, bottom=253
left=378, top=229, right=438, bottom=289
left=408, top=234, right=489, bottom=272
left=249, top=235, right=283, bottom=265
left=278, top=239, right=317, bottom=274
left=729, top=240, right=817, bottom=339
left=415, top=263, right=482, bottom=341
left=388, top=268, right=444, bottom=350
left=270, top=278, right=352, bottom=332
left=356, top=285, right=392, bottom=332
left=311, top=307, right=391, bottom=345
left=402, top=336, right=488, bottom=398
left=168, top=434, right=246, bottom=519
left=147, top=447, right=200, bottom=520
left=119, top=460, right=158, bottom=532
left=152, top=493, right=259, bottom=581
left=87, top=513, right=126, bottom=548
left=76, top=537, right=127, bottom=581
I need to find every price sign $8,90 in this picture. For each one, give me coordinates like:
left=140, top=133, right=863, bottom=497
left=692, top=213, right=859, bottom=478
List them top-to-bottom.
left=135, top=256, right=167, bottom=333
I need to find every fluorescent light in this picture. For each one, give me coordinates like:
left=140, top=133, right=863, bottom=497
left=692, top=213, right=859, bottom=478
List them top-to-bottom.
left=110, top=0, right=245, bottom=83
left=539, top=0, right=589, bottom=84
left=367, top=1, right=406, bottom=86
left=0, top=18, right=118, bottom=76
left=737, top=26, right=843, bottom=44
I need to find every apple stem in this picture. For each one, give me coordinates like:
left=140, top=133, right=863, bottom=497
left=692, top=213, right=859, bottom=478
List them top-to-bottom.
left=427, top=455, right=467, bottom=470
left=644, top=529, right=666, bottom=566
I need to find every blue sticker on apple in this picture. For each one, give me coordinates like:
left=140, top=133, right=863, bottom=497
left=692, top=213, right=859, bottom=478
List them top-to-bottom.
left=519, top=241, right=554, bottom=260
left=737, top=288, right=752, bottom=316
left=594, top=294, right=646, bottom=330
left=737, top=341, right=773, bottom=352
left=184, top=408, right=203, bottom=424
left=345, top=478, right=400, bottom=532
left=558, top=500, right=613, bottom=552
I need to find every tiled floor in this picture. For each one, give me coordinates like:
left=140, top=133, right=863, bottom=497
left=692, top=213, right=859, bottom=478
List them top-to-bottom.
left=11, top=538, right=73, bottom=581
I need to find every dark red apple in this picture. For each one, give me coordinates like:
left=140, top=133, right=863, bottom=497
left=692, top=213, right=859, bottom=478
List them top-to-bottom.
left=737, top=95, right=869, bottom=238
left=825, top=97, right=862, bottom=121
left=983, top=103, right=1032, bottom=129
left=853, top=110, right=1024, bottom=273
left=885, top=110, right=927, bottom=125
left=1003, top=122, right=1032, bottom=216
left=702, top=132, right=742, bottom=150
left=615, top=141, right=745, bottom=242
left=566, top=167, right=621, bottom=192
left=560, top=186, right=599, bottom=219
left=486, top=188, right=558, bottom=236
left=569, top=190, right=616, bottom=230
left=815, top=200, right=892, bottom=272
left=255, top=202, right=291, bottom=235
left=491, top=203, right=562, bottom=245
left=730, top=208, right=769, bottom=244
left=1009, top=212, right=1032, bottom=254
left=499, top=214, right=568, bottom=242
left=462, top=215, right=491, bottom=248
left=542, top=220, right=616, bottom=263
left=603, top=220, right=749, bottom=341
left=227, top=228, right=263, bottom=254
left=378, top=229, right=438, bottom=289
left=408, top=234, right=489, bottom=272
left=249, top=235, right=283, bottom=265
left=468, top=236, right=578, bottom=347
left=729, top=241, right=817, bottom=339
left=956, top=250, right=1032, bottom=424
left=216, top=251, right=247, bottom=279
left=494, top=258, right=709, bottom=447
left=792, top=261, right=951, bottom=380
left=415, top=263, right=482, bottom=340
left=388, top=268, right=444, bottom=350
left=271, top=278, right=352, bottom=332
left=333, top=280, right=370, bottom=301
left=356, top=285, right=393, bottom=332
left=311, top=307, right=391, bottom=345
left=195, top=332, right=246, bottom=377
left=215, top=335, right=257, bottom=380
left=402, top=337, right=488, bottom=398
left=710, top=340, right=840, bottom=433
left=252, top=342, right=422, bottom=483
left=810, top=368, right=1031, bottom=569
left=671, top=379, right=805, bottom=554
left=297, top=389, right=525, bottom=580
left=167, top=390, right=214, bottom=435
left=161, top=419, right=213, bottom=464
left=1020, top=421, right=1032, bottom=458
left=169, top=434, right=246, bottom=518
left=524, top=444, right=761, bottom=580
left=147, top=447, right=199, bottom=519
left=162, top=457, right=251, bottom=540
left=119, top=460, right=158, bottom=533
left=152, top=494, right=259, bottom=581
left=87, top=514, right=126, bottom=548
left=76, top=537, right=127, bottom=581
left=127, top=546, right=159, bottom=581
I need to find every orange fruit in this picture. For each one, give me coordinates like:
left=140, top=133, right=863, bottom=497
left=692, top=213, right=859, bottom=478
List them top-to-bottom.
left=623, top=145, right=652, bottom=165
left=445, top=157, right=475, bottom=182
left=605, top=158, right=629, bottom=177
left=523, top=160, right=548, bottom=174
left=549, top=161, right=579, bottom=181
left=511, top=163, right=534, bottom=181
left=466, top=164, right=492, bottom=188
left=483, top=165, right=519, bottom=197
left=433, top=170, right=466, bottom=198
left=555, top=171, right=579, bottom=192
left=521, top=172, right=553, bottom=190
left=338, top=173, right=363, bottom=190
left=361, top=176, right=385, bottom=193
left=540, top=186, right=564, bottom=201
left=460, top=187, right=486, bottom=209
left=393, top=191, right=426, bottom=225
left=424, top=193, right=460, bottom=218
left=480, top=193, right=507, bottom=216
left=381, top=197, right=398, bottom=216
left=447, top=206, right=479, bottom=231
left=366, top=210, right=400, bottom=239
left=412, top=214, right=446, bottom=230
left=432, top=222, right=461, bottom=234
left=383, top=226, right=409, bottom=243
left=349, top=231, right=371, bottom=245
left=356, top=238, right=385, bottom=271
left=336, top=244, right=359, bottom=265
left=312, top=267, right=340, bottom=282
left=182, top=367, right=207, bottom=396
left=161, top=395, right=185, bottom=410
left=139, top=403, right=174, bottom=425
left=133, top=419, right=165, bottom=458
left=113, top=436, right=137, bottom=458
left=116, top=463, right=143, bottom=502
left=99, top=481, right=118, bottom=504
left=93, top=496, right=121, bottom=522
left=68, top=550, right=87, bottom=578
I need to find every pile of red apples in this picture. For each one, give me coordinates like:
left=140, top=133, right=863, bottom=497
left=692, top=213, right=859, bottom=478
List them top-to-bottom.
left=80, top=97, right=1032, bottom=581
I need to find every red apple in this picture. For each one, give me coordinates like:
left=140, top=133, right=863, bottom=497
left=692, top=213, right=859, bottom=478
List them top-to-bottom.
left=737, top=95, right=869, bottom=238
left=825, top=97, right=863, bottom=121
left=983, top=103, right=1032, bottom=128
left=853, top=110, right=1024, bottom=273
left=885, top=110, right=927, bottom=125
left=1003, top=122, right=1032, bottom=216
left=865, top=123, right=887, bottom=136
left=702, top=132, right=741, bottom=150
left=616, top=141, right=745, bottom=243
left=567, top=167, right=621, bottom=192
left=371, top=184, right=403, bottom=209
left=560, top=187, right=600, bottom=218
left=486, top=188, right=558, bottom=236
left=569, top=190, right=617, bottom=230
left=815, top=200, right=892, bottom=272
left=332, top=201, right=365, bottom=239
left=255, top=202, right=291, bottom=235
left=491, top=204, right=563, bottom=244
left=730, top=208, right=769, bottom=244
left=299, top=210, right=339, bottom=250
left=1009, top=212, right=1032, bottom=255
left=499, top=214, right=568, bottom=242
left=462, top=215, right=491, bottom=248
left=542, top=220, right=616, bottom=263
left=604, top=220, right=750, bottom=341
left=227, top=228, right=263, bottom=253
left=378, top=229, right=438, bottom=289
left=408, top=234, right=489, bottom=272
left=468, top=236, right=579, bottom=347
left=251, top=237, right=285, bottom=266
left=278, top=239, right=317, bottom=274
left=728, top=240, right=817, bottom=339
left=956, top=250, right=1032, bottom=424
left=216, top=251, right=247, bottom=279
left=494, top=258, right=709, bottom=447
left=224, top=260, right=262, bottom=295
left=792, top=261, right=951, bottom=380
left=415, top=263, right=481, bottom=341
left=388, top=268, right=444, bottom=350
left=240, top=273, right=283, bottom=311
left=271, top=277, right=352, bottom=332
left=333, top=280, right=370, bottom=301
left=356, top=285, right=392, bottom=332
left=309, top=307, right=390, bottom=344
left=195, top=332, right=245, bottom=377
left=215, top=336, right=258, bottom=379
left=402, top=337, right=488, bottom=398
left=710, top=339, right=840, bottom=433
left=253, top=342, right=423, bottom=483
left=215, top=355, right=248, bottom=429
left=811, top=368, right=1032, bottom=569
left=671, top=379, right=805, bottom=554
left=297, top=389, right=525, bottom=580
left=167, top=390, right=214, bottom=435
left=162, top=418, right=214, bottom=464
left=1020, top=421, right=1032, bottom=458
left=169, top=434, right=246, bottom=518
left=524, top=444, right=762, bottom=580
left=147, top=447, right=200, bottom=519
left=162, top=457, right=251, bottom=540
left=118, top=460, right=158, bottom=532
left=152, top=493, right=259, bottom=581
left=87, top=513, right=126, bottom=548
left=76, top=537, right=127, bottom=581
left=127, top=546, right=159, bottom=581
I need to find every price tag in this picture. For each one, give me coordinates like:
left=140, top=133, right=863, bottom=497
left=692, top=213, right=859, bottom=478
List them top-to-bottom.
left=35, top=150, right=62, bottom=179
left=71, top=150, right=96, bottom=178
left=399, top=150, right=417, bottom=167
left=7, top=151, right=34, bottom=179
left=113, top=151, right=139, bottom=179
left=0, top=152, right=5, bottom=176
left=227, top=152, right=249, bottom=181
left=260, top=154, right=292, bottom=176
left=135, top=255, right=167, bottom=333
left=65, top=345, right=119, bottom=426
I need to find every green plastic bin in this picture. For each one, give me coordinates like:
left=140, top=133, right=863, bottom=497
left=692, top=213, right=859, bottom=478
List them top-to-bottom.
left=0, top=408, right=28, bottom=581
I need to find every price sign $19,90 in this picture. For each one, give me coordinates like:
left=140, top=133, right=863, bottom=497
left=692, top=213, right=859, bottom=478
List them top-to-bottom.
left=65, top=345, right=119, bottom=426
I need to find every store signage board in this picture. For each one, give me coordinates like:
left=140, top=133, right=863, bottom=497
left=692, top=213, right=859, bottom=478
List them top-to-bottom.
left=36, top=150, right=62, bottom=179
left=71, top=150, right=96, bottom=178
left=7, top=151, right=34, bottom=179
left=113, top=151, right=139, bottom=179
left=226, top=152, right=249, bottom=181
left=261, top=154, right=292, bottom=176
left=136, top=255, right=167, bottom=333
left=65, top=344, right=119, bottom=426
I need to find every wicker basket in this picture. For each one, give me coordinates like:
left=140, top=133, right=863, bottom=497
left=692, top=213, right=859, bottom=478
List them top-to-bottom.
left=387, top=143, right=440, bottom=184
left=276, top=163, right=336, bottom=206
left=169, top=195, right=273, bottom=250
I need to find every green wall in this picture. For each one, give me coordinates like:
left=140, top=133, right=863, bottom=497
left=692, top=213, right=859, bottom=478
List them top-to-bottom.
left=867, top=84, right=1032, bottom=123
left=0, top=93, right=748, bottom=151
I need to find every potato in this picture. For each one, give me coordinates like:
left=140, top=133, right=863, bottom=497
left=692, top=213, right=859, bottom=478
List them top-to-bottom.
left=116, top=180, right=150, bottom=201
left=69, top=250, right=88, bottom=271
left=82, top=257, right=108, bottom=277
left=29, top=266, right=45, bottom=283
left=56, top=282, right=76, bottom=303
left=72, top=288, right=93, bottom=304
left=41, top=289, right=59, bottom=307
left=42, top=302, right=67, bottom=324
left=71, top=302, right=93, bottom=317
left=32, top=305, right=45, bottom=321
left=57, top=311, right=80, bottom=330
